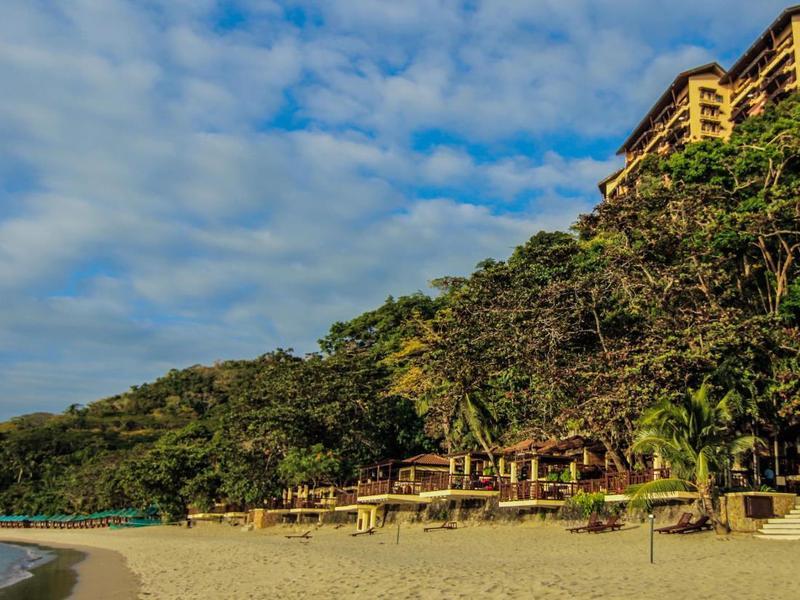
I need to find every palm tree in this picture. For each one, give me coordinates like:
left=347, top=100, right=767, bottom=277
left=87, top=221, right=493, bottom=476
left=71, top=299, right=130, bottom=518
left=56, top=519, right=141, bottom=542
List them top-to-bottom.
left=627, top=383, right=762, bottom=524
left=457, top=391, right=498, bottom=469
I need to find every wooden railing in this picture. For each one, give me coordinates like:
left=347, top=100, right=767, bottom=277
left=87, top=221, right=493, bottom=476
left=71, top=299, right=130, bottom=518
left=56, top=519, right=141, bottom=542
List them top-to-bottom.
left=498, top=469, right=673, bottom=501
left=577, top=469, right=671, bottom=495
left=419, top=472, right=499, bottom=493
left=357, top=480, right=425, bottom=497
left=499, top=480, right=577, bottom=502
left=335, top=490, right=358, bottom=506
left=266, top=497, right=335, bottom=510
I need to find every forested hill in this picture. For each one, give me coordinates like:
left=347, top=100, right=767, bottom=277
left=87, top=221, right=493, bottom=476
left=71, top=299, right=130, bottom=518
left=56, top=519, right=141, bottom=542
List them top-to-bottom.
left=2, top=96, right=800, bottom=518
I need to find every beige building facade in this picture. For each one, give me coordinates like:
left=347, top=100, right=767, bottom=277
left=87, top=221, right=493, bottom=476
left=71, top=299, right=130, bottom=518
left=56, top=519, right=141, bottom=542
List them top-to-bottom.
left=600, top=6, right=800, bottom=200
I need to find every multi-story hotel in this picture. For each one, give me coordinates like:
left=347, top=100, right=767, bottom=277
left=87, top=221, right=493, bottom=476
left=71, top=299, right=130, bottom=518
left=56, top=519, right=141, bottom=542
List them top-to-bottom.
left=600, top=5, right=800, bottom=200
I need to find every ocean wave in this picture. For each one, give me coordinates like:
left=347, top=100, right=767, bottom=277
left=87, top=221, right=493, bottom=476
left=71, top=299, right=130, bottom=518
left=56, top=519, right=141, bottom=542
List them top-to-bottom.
left=0, top=543, right=55, bottom=590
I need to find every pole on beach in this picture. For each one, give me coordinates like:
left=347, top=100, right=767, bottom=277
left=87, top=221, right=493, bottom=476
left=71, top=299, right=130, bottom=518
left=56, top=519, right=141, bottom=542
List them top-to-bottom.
left=648, top=514, right=654, bottom=564
left=396, top=522, right=400, bottom=545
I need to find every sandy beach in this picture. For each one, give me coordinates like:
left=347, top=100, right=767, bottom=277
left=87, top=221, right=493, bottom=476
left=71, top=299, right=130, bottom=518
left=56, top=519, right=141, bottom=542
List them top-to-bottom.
left=1, top=521, right=797, bottom=599
left=0, top=537, right=138, bottom=600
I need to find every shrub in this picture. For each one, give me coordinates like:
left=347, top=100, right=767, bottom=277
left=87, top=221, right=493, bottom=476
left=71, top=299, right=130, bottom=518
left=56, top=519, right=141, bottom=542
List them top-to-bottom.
left=561, top=491, right=605, bottom=520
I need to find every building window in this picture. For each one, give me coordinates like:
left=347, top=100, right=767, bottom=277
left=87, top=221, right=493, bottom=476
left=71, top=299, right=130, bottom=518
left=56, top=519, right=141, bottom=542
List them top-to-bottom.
left=700, top=88, right=724, bottom=103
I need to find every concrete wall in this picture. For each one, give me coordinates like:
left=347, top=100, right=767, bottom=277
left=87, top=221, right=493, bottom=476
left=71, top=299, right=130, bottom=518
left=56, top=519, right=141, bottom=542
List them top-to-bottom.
left=720, top=492, right=796, bottom=533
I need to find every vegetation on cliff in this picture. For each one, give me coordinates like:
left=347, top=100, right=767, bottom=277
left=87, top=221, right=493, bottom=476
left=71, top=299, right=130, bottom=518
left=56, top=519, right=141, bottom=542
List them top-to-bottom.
left=1, top=96, right=799, bottom=518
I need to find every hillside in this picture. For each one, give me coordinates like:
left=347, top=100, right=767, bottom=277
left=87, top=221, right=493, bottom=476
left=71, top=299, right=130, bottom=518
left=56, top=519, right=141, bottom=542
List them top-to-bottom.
left=1, top=95, right=799, bottom=519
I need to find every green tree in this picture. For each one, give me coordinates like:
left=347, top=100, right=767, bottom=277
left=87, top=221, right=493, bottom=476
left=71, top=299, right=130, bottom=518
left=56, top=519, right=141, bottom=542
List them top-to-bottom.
left=627, top=383, right=762, bottom=524
left=278, top=444, right=341, bottom=490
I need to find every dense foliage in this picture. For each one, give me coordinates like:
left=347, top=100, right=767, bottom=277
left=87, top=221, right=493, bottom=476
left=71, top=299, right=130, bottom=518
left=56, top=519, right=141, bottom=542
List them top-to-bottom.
left=1, top=96, right=799, bottom=518
left=628, top=383, right=760, bottom=518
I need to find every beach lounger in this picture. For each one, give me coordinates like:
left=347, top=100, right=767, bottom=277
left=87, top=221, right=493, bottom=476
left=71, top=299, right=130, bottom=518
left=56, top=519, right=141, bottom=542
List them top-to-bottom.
left=567, top=512, right=601, bottom=533
left=655, top=512, right=693, bottom=534
left=588, top=515, right=622, bottom=533
left=674, top=515, right=713, bottom=534
left=424, top=521, right=458, bottom=532
left=350, top=528, right=376, bottom=537
left=285, top=530, right=312, bottom=539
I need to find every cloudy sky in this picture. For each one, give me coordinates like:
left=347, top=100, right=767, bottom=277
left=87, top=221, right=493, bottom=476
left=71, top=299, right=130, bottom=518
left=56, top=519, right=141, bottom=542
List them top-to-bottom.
left=0, top=1, right=792, bottom=418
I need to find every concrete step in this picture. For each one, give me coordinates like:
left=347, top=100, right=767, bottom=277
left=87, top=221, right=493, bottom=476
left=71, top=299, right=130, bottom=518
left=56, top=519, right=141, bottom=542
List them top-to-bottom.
left=765, top=517, right=800, bottom=524
left=760, top=523, right=800, bottom=531
left=755, top=533, right=800, bottom=541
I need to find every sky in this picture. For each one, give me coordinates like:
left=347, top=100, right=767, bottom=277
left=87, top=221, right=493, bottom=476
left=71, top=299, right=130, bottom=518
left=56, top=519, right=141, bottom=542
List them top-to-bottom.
left=0, top=0, right=793, bottom=418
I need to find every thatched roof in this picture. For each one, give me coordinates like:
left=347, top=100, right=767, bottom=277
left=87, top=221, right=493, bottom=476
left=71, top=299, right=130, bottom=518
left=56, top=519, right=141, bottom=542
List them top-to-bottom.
left=503, top=436, right=605, bottom=457
left=402, top=453, right=449, bottom=467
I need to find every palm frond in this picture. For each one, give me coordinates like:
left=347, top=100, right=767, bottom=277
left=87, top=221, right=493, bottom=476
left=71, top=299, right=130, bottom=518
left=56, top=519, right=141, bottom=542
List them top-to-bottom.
left=716, top=389, right=741, bottom=422
left=631, top=430, right=678, bottom=454
left=729, top=435, right=765, bottom=456
left=626, top=477, right=696, bottom=512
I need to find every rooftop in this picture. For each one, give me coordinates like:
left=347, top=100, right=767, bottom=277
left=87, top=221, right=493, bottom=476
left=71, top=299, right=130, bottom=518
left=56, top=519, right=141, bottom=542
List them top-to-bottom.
left=721, top=5, right=800, bottom=84
left=617, top=62, right=726, bottom=155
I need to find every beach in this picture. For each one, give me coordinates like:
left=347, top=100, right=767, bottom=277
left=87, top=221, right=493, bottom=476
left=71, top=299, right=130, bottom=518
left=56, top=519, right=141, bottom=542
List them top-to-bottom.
left=1, top=521, right=797, bottom=599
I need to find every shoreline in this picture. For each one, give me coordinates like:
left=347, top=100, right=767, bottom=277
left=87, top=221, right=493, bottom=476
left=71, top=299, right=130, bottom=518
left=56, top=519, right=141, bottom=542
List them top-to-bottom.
left=0, top=536, right=139, bottom=600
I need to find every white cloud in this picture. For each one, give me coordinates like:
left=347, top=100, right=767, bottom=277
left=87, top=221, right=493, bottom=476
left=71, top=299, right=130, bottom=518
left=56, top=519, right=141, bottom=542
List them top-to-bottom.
left=0, top=0, right=790, bottom=416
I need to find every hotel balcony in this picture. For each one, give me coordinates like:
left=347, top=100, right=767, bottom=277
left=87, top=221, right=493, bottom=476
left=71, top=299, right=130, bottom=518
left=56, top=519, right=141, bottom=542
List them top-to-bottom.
left=731, top=45, right=796, bottom=119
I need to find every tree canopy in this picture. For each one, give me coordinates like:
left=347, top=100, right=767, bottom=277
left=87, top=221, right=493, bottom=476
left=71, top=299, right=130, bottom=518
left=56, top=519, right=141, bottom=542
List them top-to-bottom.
left=1, top=95, right=799, bottom=517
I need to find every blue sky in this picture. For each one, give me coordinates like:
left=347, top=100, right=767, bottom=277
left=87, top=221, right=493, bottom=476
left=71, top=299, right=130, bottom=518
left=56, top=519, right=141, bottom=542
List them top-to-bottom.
left=0, top=0, right=793, bottom=418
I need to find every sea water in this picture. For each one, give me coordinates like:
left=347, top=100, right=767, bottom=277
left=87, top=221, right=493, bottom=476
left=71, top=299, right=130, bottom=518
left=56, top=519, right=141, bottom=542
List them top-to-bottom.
left=0, top=542, right=54, bottom=589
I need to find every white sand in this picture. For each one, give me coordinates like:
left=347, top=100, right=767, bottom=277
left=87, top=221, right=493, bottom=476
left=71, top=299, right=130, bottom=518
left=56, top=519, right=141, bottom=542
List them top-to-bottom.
left=3, top=521, right=796, bottom=599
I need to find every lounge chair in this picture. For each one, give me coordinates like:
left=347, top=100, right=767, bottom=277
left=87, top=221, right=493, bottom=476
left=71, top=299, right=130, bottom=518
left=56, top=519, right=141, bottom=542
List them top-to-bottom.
left=567, top=512, right=601, bottom=533
left=655, top=512, right=693, bottom=534
left=588, top=515, right=622, bottom=533
left=675, top=515, right=712, bottom=534
left=424, top=521, right=458, bottom=532
left=350, top=527, right=376, bottom=537
left=285, top=530, right=312, bottom=539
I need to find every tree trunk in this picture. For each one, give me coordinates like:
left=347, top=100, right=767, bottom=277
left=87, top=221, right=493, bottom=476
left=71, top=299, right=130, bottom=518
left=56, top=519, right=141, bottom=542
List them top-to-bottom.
left=600, top=439, right=629, bottom=472
left=697, top=480, right=727, bottom=533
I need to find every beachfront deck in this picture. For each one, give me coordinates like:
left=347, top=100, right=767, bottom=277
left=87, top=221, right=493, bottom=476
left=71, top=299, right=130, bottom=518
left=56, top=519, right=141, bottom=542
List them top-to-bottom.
left=418, top=451, right=501, bottom=499
left=356, top=453, right=449, bottom=505
left=577, top=468, right=699, bottom=502
left=419, top=473, right=500, bottom=499
left=357, top=479, right=433, bottom=504
left=498, top=480, right=577, bottom=508
left=333, top=488, right=359, bottom=512
left=266, top=495, right=338, bottom=515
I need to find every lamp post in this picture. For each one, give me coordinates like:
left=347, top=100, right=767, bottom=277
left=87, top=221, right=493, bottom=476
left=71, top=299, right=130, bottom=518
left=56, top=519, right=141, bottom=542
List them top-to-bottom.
left=648, top=514, right=655, bottom=564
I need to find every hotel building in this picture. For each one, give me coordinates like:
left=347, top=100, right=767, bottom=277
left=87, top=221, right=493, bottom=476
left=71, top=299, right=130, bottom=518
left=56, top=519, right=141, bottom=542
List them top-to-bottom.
left=600, top=5, right=800, bottom=200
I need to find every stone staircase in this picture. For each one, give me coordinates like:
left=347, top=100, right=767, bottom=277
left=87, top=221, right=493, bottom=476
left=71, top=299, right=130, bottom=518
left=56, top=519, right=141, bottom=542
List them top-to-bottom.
left=755, top=497, right=800, bottom=540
